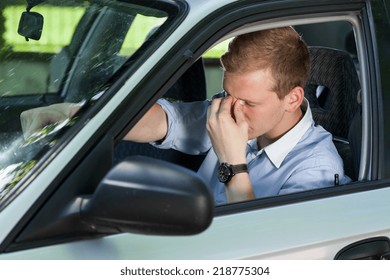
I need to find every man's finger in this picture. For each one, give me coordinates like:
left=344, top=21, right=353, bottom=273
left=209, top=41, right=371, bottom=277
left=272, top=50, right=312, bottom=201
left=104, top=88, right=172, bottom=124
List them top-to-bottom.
left=218, top=95, right=234, bottom=116
left=207, top=96, right=223, bottom=120
left=233, top=100, right=248, bottom=129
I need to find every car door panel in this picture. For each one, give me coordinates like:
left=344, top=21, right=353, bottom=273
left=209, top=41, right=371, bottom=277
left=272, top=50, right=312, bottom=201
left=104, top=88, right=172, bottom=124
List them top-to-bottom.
left=1, top=184, right=390, bottom=259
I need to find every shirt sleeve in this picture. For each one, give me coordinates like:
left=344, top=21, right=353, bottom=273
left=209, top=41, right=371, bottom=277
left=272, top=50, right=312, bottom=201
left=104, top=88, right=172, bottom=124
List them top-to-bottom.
left=150, top=98, right=212, bottom=155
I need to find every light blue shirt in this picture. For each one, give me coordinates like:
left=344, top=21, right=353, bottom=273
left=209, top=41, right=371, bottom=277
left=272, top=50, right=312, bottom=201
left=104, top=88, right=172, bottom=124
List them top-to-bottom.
left=153, top=98, right=351, bottom=205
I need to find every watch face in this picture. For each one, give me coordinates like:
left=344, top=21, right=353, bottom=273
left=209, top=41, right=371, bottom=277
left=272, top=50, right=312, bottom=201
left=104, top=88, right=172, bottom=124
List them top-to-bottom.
left=217, top=163, right=232, bottom=183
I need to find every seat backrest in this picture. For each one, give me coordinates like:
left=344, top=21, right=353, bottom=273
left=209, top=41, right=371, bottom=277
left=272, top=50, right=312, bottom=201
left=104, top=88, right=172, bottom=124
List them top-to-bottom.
left=304, top=47, right=361, bottom=180
left=305, top=47, right=360, bottom=139
left=163, top=58, right=206, bottom=102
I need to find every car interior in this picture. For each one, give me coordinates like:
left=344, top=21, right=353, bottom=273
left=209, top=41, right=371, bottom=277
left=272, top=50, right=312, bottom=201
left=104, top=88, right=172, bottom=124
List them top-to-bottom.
left=113, top=58, right=207, bottom=171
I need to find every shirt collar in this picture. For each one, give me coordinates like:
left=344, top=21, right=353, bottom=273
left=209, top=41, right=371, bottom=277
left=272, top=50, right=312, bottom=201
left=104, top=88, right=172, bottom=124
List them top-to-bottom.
left=249, top=98, right=314, bottom=168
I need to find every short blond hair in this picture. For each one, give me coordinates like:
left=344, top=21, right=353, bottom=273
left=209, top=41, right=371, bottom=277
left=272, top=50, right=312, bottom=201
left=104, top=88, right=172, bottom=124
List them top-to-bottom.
left=220, top=27, right=310, bottom=99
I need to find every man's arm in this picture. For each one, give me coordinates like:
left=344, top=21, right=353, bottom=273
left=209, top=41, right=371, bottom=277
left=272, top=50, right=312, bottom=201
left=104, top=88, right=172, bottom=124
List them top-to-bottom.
left=21, top=102, right=168, bottom=143
left=123, top=103, right=168, bottom=142
left=225, top=173, right=255, bottom=202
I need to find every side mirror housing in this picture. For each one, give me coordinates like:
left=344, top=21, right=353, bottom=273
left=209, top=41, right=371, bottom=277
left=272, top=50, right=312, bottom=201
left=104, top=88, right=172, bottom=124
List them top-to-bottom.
left=81, top=156, right=214, bottom=235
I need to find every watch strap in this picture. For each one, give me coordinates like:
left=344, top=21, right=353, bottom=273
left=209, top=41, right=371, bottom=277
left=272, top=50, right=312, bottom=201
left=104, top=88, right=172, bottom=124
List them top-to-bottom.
left=230, top=163, right=248, bottom=175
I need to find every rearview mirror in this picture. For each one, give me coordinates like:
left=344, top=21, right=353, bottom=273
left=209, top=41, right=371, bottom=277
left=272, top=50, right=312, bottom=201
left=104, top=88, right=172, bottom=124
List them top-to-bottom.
left=18, top=11, right=44, bottom=41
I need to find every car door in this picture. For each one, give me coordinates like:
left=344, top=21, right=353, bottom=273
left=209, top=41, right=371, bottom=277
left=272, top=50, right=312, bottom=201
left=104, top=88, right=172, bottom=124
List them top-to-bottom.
left=1, top=0, right=390, bottom=260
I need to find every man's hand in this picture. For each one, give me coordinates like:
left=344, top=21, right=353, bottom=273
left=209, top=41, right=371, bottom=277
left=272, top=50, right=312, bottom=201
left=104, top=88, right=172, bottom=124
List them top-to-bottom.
left=206, top=95, right=248, bottom=164
left=207, top=95, right=255, bottom=203
left=20, top=103, right=81, bottom=140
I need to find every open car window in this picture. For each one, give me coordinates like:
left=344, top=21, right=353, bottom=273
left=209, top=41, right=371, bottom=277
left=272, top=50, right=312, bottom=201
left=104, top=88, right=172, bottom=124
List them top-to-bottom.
left=115, top=18, right=362, bottom=206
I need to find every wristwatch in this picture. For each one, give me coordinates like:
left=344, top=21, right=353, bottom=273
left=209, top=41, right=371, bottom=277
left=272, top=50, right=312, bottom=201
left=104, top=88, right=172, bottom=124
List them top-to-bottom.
left=217, top=162, right=248, bottom=183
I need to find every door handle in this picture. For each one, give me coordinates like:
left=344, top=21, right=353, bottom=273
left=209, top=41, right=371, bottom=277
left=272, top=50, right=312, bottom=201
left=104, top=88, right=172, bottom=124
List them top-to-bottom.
left=335, top=237, right=390, bottom=260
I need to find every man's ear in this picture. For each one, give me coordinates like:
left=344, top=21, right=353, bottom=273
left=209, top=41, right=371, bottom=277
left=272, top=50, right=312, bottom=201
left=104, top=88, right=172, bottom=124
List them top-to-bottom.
left=284, top=86, right=304, bottom=112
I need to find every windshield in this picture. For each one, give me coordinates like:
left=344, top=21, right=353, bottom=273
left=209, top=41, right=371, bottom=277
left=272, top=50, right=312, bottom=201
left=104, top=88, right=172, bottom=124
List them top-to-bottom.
left=0, top=0, right=176, bottom=207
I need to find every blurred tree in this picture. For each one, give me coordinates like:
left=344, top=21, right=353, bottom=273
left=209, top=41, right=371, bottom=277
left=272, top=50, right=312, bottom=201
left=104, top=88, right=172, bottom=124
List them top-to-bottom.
left=0, top=3, right=11, bottom=59
left=0, top=4, right=5, bottom=50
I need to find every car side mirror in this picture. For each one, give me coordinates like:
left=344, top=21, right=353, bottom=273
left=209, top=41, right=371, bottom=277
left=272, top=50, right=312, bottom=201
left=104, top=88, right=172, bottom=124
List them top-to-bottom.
left=18, top=11, right=44, bottom=41
left=80, top=156, right=214, bottom=235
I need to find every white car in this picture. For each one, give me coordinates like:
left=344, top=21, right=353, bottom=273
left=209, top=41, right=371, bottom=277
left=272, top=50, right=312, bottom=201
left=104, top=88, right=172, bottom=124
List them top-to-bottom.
left=0, top=0, right=390, bottom=259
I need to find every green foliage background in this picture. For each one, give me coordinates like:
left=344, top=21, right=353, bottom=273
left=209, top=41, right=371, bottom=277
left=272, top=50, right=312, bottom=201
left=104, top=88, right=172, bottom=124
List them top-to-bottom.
left=0, top=4, right=8, bottom=58
left=1, top=4, right=226, bottom=58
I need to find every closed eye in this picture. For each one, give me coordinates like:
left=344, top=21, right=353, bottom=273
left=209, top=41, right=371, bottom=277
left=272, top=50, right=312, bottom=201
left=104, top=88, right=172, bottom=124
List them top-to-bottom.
left=224, top=91, right=259, bottom=107
left=244, top=101, right=256, bottom=107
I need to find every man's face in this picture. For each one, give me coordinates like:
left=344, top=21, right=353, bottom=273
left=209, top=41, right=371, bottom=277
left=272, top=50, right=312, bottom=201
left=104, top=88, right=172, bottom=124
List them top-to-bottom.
left=223, top=69, right=288, bottom=141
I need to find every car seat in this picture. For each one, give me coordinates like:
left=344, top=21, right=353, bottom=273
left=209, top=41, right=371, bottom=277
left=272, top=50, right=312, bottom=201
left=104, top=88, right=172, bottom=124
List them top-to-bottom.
left=304, top=46, right=361, bottom=180
left=113, top=58, right=207, bottom=171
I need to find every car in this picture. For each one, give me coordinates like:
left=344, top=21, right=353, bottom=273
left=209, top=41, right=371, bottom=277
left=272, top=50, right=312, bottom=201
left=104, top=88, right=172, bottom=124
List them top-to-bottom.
left=0, top=0, right=390, bottom=260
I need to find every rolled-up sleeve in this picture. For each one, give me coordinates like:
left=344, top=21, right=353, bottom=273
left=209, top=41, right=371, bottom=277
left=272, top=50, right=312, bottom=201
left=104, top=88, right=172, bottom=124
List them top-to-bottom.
left=150, top=99, right=212, bottom=155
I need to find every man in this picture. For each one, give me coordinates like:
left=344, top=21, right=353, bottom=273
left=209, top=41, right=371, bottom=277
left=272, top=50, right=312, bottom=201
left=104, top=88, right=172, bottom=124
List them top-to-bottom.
left=21, top=27, right=350, bottom=205
left=121, top=27, right=351, bottom=204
